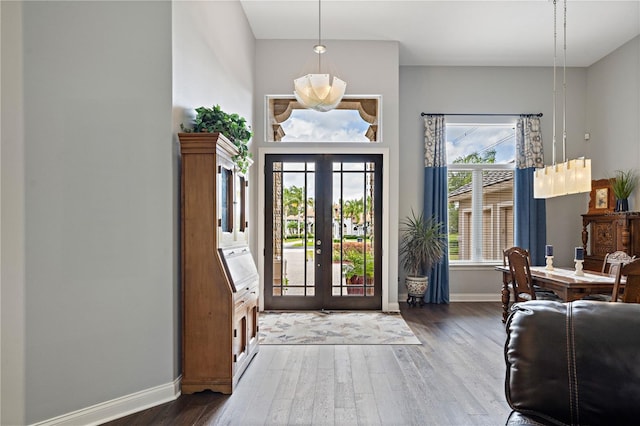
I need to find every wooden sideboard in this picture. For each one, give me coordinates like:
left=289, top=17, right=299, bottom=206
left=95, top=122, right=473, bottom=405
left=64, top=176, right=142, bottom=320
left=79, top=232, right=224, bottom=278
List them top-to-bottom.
left=179, top=132, right=258, bottom=394
left=581, top=211, right=640, bottom=272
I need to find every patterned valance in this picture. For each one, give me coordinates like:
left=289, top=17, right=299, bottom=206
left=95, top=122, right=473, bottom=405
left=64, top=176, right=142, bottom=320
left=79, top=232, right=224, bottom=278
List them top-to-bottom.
left=424, top=115, right=447, bottom=168
left=515, top=116, right=545, bottom=169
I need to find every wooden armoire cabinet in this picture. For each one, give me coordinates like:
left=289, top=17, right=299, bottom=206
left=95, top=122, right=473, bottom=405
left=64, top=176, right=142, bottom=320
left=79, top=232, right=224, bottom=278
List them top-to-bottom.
left=178, top=132, right=259, bottom=395
left=581, top=211, right=640, bottom=272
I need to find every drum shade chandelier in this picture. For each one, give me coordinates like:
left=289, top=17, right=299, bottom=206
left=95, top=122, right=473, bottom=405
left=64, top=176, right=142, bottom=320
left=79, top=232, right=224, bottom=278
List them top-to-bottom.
left=293, top=0, right=346, bottom=112
left=534, top=0, right=591, bottom=199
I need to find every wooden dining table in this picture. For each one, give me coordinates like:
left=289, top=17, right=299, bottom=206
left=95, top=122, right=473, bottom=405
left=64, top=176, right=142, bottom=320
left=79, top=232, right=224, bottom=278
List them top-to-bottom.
left=496, top=265, right=620, bottom=322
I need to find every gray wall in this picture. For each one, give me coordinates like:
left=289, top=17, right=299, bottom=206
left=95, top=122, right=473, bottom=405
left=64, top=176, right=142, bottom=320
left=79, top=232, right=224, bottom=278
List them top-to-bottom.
left=1, top=0, right=257, bottom=424
left=172, top=0, right=255, bottom=376
left=1, top=1, right=27, bottom=424
left=3, top=1, right=175, bottom=423
left=172, top=1, right=255, bottom=132
left=586, top=35, right=640, bottom=209
left=253, top=39, right=400, bottom=309
left=399, top=66, right=590, bottom=299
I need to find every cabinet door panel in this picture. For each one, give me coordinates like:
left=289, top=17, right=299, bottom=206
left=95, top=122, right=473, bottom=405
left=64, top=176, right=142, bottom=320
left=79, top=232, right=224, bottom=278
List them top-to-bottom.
left=218, top=159, right=235, bottom=248
left=233, top=309, right=248, bottom=370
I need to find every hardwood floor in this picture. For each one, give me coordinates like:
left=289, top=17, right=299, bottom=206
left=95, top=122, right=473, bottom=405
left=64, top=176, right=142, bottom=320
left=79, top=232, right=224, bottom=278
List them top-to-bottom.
left=103, top=302, right=511, bottom=425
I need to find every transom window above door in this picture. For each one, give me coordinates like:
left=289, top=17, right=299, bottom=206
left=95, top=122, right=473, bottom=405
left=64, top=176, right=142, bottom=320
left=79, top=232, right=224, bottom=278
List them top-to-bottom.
left=266, top=96, right=381, bottom=142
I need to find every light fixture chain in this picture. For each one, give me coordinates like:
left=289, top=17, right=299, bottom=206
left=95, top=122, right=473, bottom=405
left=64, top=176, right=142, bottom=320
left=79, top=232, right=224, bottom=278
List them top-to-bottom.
left=318, top=0, right=322, bottom=73
left=318, top=0, right=322, bottom=47
left=552, top=0, right=557, bottom=166
left=562, top=0, right=567, bottom=163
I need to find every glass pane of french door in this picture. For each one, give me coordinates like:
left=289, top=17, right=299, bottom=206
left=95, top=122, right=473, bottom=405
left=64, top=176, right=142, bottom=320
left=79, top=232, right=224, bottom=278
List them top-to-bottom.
left=264, top=154, right=382, bottom=310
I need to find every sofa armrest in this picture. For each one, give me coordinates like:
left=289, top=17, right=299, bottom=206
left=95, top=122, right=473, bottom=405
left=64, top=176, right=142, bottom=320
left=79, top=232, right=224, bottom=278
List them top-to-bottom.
left=505, top=300, right=640, bottom=425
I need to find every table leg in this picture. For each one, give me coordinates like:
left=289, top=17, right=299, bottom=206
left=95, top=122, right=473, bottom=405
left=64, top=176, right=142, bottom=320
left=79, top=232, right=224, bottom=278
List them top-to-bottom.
left=501, top=273, right=511, bottom=323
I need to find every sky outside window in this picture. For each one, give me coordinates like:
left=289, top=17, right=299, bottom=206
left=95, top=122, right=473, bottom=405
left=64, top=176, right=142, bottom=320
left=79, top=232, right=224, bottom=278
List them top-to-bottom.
left=280, top=109, right=370, bottom=142
left=446, top=124, right=516, bottom=163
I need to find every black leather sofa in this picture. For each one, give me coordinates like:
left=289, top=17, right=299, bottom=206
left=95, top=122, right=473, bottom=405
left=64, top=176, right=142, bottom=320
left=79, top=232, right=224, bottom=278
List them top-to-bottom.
left=504, top=300, right=640, bottom=425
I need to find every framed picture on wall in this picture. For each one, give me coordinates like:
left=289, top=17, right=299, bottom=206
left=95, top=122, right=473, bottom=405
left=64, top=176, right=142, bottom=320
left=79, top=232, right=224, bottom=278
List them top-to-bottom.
left=588, top=179, right=615, bottom=214
left=596, top=188, right=608, bottom=209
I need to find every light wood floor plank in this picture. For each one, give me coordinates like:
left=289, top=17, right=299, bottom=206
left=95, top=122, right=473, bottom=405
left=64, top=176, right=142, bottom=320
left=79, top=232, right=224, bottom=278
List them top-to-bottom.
left=102, top=302, right=512, bottom=426
left=287, top=345, right=320, bottom=425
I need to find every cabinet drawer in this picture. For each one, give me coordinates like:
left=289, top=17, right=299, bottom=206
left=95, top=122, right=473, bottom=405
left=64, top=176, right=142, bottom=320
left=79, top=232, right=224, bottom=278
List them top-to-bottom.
left=234, top=283, right=258, bottom=308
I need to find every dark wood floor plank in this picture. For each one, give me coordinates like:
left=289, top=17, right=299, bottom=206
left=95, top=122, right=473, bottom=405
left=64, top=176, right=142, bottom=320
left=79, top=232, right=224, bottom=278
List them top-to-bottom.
left=100, top=302, right=511, bottom=426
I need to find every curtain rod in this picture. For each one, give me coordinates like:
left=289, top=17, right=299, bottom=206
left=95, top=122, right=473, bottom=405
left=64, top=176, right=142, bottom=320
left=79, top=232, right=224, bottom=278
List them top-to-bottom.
left=420, top=112, right=543, bottom=117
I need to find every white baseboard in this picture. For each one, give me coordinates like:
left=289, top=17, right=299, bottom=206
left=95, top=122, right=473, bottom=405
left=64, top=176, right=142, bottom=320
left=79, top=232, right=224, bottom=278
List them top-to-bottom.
left=399, top=292, right=501, bottom=303
left=450, top=293, right=502, bottom=302
left=384, top=301, right=400, bottom=312
left=31, top=376, right=181, bottom=426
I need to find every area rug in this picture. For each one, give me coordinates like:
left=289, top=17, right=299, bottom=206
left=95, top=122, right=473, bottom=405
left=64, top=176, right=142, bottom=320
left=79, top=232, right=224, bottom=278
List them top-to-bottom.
left=258, top=311, right=421, bottom=345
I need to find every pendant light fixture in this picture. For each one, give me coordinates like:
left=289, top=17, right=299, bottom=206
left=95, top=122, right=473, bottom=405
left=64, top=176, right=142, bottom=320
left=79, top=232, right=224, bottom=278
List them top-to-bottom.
left=293, top=0, right=346, bottom=112
left=534, top=0, right=591, bottom=199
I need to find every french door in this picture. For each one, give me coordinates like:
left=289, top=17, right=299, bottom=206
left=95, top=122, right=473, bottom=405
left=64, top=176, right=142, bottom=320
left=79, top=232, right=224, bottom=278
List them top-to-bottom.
left=264, top=154, right=382, bottom=310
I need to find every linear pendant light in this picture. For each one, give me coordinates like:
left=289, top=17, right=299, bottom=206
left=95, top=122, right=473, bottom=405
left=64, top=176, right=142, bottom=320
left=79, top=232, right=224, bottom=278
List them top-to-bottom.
left=293, top=0, right=347, bottom=112
left=534, top=0, right=591, bottom=199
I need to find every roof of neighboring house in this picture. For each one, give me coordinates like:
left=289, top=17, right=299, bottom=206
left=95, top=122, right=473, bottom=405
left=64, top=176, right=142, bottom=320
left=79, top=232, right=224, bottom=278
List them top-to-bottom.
left=449, top=170, right=514, bottom=198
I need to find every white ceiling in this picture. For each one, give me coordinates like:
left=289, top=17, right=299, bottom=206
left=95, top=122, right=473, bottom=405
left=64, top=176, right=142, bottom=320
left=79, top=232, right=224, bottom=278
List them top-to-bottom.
left=240, top=0, right=640, bottom=67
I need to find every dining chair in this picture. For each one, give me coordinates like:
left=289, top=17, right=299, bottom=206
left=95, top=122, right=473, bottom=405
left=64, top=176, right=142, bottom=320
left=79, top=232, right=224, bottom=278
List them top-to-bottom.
left=504, top=247, right=562, bottom=303
left=583, top=251, right=636, bottom=302
left=602, top=251, right=636, bottom=275
left=611, top=257, right=640, bottom=303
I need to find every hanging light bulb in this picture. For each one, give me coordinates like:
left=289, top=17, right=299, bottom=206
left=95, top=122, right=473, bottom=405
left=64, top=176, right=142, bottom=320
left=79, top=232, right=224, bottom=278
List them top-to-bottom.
left=293, top=0, right=347, bottom=112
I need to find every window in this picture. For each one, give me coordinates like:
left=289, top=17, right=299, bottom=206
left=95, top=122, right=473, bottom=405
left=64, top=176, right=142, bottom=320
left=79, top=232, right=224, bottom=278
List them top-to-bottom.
left=266, top=96, right=381, bottom=142
left=446, top=123, right=515, bottom=263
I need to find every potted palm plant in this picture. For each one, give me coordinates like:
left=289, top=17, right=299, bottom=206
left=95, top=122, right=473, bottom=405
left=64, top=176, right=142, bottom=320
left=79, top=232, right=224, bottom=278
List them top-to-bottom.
left=611, top=169, right=638, bottom=212
left=399, top=210, right=447, bottom=306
